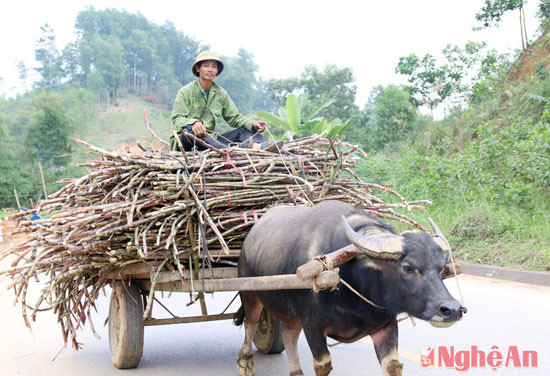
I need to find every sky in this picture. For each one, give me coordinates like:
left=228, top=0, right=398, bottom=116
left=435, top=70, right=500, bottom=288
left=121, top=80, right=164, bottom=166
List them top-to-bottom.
left=0, top=0, right=542, bottom=107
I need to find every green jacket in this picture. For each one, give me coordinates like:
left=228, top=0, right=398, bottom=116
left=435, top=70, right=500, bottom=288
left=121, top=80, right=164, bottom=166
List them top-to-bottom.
left=170, top=79, right=255, bottom=150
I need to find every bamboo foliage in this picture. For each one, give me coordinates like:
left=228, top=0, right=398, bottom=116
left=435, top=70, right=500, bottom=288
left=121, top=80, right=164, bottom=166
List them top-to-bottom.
left=0, top=134, right=429, bottom=350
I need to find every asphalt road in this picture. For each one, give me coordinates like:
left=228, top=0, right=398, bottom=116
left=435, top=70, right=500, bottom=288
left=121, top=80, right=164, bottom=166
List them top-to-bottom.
left=1, top=272, right=549, bottom=375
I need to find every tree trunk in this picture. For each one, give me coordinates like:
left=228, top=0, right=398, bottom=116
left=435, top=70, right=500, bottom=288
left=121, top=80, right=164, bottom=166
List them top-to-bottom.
left=521, top=6, right=528, bottom=49
left=519, top=9, right=526, bottom=50
left=133, top=58, right=137, bottom=90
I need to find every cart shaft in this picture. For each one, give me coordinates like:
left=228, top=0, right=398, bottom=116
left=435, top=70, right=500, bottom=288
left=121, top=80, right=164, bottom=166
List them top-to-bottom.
left=137, top=270, right=339, bottom=293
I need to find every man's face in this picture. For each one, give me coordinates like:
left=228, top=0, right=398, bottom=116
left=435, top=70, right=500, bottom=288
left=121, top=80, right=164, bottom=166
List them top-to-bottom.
left=196, top=60, right=218, bottom=80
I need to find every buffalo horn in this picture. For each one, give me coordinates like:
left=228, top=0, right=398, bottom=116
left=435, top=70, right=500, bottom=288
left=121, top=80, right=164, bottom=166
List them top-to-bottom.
left=341, top=216, right=404, bottom=260
left=428, top=217, right=450, bottom=254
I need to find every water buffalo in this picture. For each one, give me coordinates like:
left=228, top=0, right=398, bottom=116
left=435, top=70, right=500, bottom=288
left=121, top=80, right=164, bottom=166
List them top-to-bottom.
left=235, top=200, right=463, bottom=376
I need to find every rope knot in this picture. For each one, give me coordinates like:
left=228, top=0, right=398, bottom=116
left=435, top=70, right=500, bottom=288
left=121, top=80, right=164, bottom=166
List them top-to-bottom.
left=311, top=254, right=339, bottom=293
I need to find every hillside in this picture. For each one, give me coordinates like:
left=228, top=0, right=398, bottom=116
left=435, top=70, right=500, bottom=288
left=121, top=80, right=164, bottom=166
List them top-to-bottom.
left=508, top=30, right=549, bottom=81
left=357, top=31, right=550, bottom=271
left=74, top=95, right=172, bottom=154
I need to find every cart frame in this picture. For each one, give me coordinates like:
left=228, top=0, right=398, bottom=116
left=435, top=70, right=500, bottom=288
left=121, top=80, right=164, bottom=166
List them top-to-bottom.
left=106, top=246, right=355, bottom=369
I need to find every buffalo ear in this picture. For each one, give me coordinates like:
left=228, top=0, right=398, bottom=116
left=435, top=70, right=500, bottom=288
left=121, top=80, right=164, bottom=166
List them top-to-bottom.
left=341, top=216, right=404, bottom=260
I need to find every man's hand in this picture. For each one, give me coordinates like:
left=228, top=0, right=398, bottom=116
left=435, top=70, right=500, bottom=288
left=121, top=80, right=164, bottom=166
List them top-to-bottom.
left=192, top=121, right=207, bottom=137
left=253, top=121, right=267, bottom=133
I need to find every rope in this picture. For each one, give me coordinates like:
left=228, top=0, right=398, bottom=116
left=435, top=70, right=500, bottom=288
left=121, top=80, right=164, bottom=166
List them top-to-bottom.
left=434, top=234, right=465, bottom=308
left=310, top=254, right=385, bottom=310
left=311, top=255, right=338, bottom=292
left=339, top=278, right=386, bottom=309
left=328, top=314, right=415, bottom=348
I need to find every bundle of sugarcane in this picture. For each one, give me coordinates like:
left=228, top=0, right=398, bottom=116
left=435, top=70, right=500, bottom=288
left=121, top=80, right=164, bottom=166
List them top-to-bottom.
left=0, top=133, right=430, bottom=350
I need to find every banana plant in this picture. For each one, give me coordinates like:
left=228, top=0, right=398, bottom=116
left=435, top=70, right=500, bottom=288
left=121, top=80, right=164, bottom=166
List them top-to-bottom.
left=256, top=93, right=350, bottom=140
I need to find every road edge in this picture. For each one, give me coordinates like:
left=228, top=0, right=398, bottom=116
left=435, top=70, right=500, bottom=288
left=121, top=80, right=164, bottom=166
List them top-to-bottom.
left=459, top=261, right=550, bottom=287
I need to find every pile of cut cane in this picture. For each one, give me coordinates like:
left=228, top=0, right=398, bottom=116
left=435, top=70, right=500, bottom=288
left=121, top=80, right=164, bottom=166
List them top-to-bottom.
left=0, top=133, right=430, bottom=350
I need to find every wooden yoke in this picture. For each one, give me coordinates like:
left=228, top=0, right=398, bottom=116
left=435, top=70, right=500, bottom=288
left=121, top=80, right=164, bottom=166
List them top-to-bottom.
left=296, top=244, right=359, bottom=281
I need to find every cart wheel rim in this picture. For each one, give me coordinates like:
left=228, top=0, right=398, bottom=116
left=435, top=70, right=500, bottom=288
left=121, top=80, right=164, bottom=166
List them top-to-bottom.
left=109, top=287, right=121, bottom=354
left=257, top=309, right=269, bottom=336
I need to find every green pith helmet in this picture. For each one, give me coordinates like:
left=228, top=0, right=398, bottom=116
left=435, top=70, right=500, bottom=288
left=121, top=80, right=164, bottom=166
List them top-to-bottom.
left=192, top=51, right=224, bottom=77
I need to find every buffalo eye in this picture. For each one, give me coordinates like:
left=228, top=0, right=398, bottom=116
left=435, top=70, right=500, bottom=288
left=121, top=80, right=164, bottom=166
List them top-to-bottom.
left=402, top=264, right=416, bottom=274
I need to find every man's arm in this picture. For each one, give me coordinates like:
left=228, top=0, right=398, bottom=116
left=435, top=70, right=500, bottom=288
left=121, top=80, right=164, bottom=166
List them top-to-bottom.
left=171, top=89, right=200, bottom=135
left=221, top=92, right=255, bottom=131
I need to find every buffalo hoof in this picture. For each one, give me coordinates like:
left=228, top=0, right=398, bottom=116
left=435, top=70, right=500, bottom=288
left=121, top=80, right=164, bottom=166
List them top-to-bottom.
left=237, top=351, right=255, bottom=376
left=384, top=359, right=403, bottom=376
left=314, top=362, right=332, bottom=376
left=289, top=370, right=304, bottom=376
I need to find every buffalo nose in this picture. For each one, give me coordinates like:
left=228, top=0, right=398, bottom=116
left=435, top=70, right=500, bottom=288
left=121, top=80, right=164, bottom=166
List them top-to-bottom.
left=439, top=300, right=462, bottom=320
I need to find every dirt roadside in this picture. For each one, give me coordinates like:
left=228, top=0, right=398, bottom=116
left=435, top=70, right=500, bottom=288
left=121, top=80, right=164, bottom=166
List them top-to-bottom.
left=0, top=220, right=28, bottom=253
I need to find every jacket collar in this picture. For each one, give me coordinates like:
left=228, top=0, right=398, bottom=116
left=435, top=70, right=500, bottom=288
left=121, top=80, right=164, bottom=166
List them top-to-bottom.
left=194, top=79, right=219, bottom=96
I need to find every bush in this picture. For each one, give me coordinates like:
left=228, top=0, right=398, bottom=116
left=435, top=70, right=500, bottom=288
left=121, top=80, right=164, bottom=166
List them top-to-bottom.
left=355, top=105, right=550, bottom=270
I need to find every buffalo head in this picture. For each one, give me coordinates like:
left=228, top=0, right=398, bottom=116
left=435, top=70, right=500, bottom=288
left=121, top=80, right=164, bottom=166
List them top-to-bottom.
left=341, top=216, right=464, bottom=327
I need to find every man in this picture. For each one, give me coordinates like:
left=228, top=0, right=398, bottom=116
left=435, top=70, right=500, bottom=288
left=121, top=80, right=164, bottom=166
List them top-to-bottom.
left=170, top=51, right=282, bottom=152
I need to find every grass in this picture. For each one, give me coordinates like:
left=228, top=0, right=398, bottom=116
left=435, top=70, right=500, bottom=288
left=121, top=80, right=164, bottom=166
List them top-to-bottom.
left=74, top=95, right=172, bottom=153
left=358, top=151, right=550, bottom=272
left=403, top=199, right=549, bottom=271
left=0, top=209, right=17, bottom=221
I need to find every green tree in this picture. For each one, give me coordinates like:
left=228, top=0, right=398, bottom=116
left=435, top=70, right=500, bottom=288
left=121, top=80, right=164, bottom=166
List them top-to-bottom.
left=475, top=0, right=529, bottom=49
left=538, top=0, right=550, bottom=28
left=74, top=8, right=203, bottom=101
left=160, top=21, right=203, bottom=86
left=34, top=23, right=63, bottom=90
left=125, top=29, right=156, bottom=93
left=84, top=35, right=125, bottom=106
left=442, top=41, right=510, bottom=104
left=60, top=42, right=81, bottom=82
left=396, top=42, right=509, bottom=112
left=216, top=49, right=259, bottom=114
left=395, top=53, right=452, bottom=114
left=16, top=60, right=29, bottom=92
left=267, top=64, right=359, bottom=122
left=86, top=71, right=107, bottom=105
left=252, top=77, right=278, bottom=112
left=367, top=85, right=418, bottom=149
left=62, top=88, right=98, bottom=128
left=23, top=93, right=73, bottom=168
left=0, top=107, right=34, bottom=208
left=339, top=107, right=371, bottom=148
left=0, top=125, right=27, bottom=207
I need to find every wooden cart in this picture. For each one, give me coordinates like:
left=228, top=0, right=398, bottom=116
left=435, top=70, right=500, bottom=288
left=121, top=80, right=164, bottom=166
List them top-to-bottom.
left=107, top=248, right=350, bottom=369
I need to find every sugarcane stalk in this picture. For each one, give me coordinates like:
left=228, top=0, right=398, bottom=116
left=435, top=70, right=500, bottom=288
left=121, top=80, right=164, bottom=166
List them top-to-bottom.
left=0, top=134, right=432, bottom=352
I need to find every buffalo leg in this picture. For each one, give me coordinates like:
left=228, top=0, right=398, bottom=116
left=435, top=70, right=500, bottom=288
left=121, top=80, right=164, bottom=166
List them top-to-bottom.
left=237, top=292, right=263, bottom=376
left=371, top=319, right=403, bottom=376
left=282, top=320, right=304, bottom=376
left=302, top=322, right=332, bottom=376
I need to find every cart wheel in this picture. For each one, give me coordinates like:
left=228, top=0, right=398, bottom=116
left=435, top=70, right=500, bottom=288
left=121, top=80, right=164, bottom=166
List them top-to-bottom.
left=109, top=281, right=144, bottom=369
left=253, top=308, right=285, bottom=354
